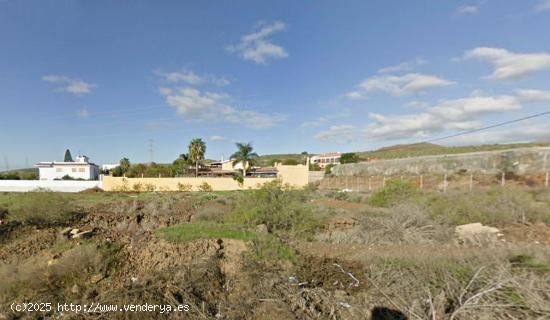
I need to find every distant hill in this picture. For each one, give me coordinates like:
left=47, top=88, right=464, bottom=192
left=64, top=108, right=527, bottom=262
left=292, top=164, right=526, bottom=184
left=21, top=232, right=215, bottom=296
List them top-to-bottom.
left=257, top=142, right=550, bottom=165
left=358, top=142, right=550, bottom=160
left=0, top=168, right=39, bottom=180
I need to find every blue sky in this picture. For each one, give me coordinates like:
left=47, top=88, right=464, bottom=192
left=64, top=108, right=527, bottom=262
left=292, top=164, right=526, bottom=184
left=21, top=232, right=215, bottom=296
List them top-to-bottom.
left=1, top=0, right=550, bottom=169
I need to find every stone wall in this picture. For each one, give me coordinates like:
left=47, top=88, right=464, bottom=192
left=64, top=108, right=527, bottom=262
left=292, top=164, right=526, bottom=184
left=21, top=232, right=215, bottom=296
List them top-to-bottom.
left=333, top=147, right=550, bottom=176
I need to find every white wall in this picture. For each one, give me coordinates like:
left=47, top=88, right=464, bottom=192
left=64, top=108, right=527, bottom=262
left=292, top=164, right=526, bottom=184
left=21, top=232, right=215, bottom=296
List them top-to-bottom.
left=39, top=165, right=99, bottom=180
left=0, top=180, right=101, bottom=192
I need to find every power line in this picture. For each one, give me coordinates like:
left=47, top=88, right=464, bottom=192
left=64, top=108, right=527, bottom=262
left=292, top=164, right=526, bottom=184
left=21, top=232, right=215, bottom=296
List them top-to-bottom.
left=424, top=110, right=550, bottom=143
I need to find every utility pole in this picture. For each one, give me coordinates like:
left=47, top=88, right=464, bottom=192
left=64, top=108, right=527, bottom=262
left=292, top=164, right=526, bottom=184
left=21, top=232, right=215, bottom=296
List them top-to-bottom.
left=148, top=139, right=154, bottom=164
left=3, top=155, right=9, bottom=171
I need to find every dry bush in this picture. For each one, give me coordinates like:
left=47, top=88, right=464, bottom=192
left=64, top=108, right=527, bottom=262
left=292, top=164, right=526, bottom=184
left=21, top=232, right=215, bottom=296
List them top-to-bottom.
left=427, top=187, right=550, bottom=225
left=359, top=204, right=453, bottom=245
left=0, top=244, right=104, bottom=305
left=362, top=245, right=550, bottom=319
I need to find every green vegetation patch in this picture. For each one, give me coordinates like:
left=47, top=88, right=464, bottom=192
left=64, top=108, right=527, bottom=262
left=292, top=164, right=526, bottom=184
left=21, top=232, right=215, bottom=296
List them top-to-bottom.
left=369, top=179, right=420, bottom=208
left=2, top=191, right=79, bottom=226
left=159, top=222, right=260, bottom=242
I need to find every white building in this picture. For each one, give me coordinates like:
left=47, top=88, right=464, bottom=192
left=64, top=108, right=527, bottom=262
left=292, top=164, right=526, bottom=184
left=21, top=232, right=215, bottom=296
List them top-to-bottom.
left=311, top=152, right=341, bottom=169
left=36, top=155, right=100, bottom=181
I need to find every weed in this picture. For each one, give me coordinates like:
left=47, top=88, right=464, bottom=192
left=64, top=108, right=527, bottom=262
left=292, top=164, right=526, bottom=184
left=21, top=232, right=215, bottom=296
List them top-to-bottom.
left=5, top=192, right=78, bottom=226
left=509, top=254, right=550, bottom=272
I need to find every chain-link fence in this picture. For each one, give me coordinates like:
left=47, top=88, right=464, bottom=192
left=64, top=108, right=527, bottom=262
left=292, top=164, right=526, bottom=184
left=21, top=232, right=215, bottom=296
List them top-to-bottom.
left=318, top=172, right=550, bottom=192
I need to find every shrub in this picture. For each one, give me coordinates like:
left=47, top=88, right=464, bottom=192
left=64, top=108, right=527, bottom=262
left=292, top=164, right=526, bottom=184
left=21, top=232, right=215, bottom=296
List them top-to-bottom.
left=340, top=152, right=359, bottom=164
left=324, top=164, right=334, bottom=174
left=233, top=175, right=244, bottom=187
left=369, top=179, right=420, bottom=207
left=227, top=180, right=320, bottom=237
left=132, top=182, right=143, bottom=192
left=177, top=182, right=192, bottom=192
left=197, top=182, right=213, bottom=192
left=143, top=183, right=156, bottom=192
left=427, top=187, right=550, bottom=225
left=5, top=192, right=76, bottom=226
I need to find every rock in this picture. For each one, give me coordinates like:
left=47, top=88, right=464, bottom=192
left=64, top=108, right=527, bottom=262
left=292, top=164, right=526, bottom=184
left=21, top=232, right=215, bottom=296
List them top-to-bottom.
left=455, top=223, right=500, bottom=244
left=255, top=224, right=268, bottom=234
left=62, top=227, right=73, bottom=235
left=70, top=228, right=80, bottom=235
left=72, top=230, right=94, bottom=239
left=90, top=274, right=104, bottom=284
left=71, top=284, right=79, bottom=294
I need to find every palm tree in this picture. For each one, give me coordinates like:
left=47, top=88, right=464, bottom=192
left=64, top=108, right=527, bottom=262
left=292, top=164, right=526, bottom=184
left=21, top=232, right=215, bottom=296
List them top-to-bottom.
left=188, top=138, right=206, bottom=177
left=231, top=142, right=258, bottom=177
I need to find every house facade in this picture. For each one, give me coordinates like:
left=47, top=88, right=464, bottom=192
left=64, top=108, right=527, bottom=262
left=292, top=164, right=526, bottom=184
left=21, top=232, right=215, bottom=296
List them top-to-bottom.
left=311, top=152, right=341, bottom=169
left=36, top=155, right=100, bottom=180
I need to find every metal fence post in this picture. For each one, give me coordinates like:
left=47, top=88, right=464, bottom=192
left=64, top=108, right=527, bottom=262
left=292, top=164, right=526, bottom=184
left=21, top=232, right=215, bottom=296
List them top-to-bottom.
left=545, top=171, right=549, bottom=188
left=501, top=172, right=505, bottom=186
left=368, top=177, right=372, bottom=191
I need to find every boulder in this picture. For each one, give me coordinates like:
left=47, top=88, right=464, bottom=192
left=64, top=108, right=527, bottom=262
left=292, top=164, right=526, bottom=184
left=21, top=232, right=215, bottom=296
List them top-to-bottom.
left=455, top=223, right=500, bottom=244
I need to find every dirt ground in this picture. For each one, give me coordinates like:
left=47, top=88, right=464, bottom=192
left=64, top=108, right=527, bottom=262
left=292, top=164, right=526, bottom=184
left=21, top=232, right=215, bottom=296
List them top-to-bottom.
left=1, top=190, right=549, bottom=320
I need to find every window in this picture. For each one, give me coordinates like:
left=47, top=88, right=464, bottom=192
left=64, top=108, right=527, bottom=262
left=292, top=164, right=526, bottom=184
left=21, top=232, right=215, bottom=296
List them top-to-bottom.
left=56, top=168, right=63, bottom=172
left=72, top=168, right=77, bottom=172
left=78, top=168, right=85, bottom=172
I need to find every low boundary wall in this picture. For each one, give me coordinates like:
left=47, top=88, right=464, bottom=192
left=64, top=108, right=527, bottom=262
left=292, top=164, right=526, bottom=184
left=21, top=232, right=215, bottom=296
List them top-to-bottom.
left=102, top=176, right=276, bottom=192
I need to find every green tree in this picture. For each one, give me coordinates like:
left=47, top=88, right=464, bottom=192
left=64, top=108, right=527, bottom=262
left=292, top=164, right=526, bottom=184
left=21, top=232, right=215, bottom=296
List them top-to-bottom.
left=188, top=138, right=206, bottom=177
left=231, top=142, right=258, bottom=176
left=63, top=149, right=73, bottom=162
left=172, top=153, right=190, bottom=176
left=340, top=153, right=359, bottom=164
left=119, top=158, right=130, bottom=173
left=282, top=159, right=299, bottom=165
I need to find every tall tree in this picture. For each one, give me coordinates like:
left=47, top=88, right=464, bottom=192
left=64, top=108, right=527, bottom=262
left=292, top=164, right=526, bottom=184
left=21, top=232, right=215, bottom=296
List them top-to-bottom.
left=188, top=138, right=206, bottom=177
left=231, top=142, right=258, bottom=176
left=63, top=149, right=73, bottom=162
left=119, top=157, right=130, bottom=173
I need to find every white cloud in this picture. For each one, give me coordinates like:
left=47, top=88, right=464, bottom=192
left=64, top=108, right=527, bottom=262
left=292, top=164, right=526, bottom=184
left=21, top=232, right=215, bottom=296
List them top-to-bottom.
left=535, top=0, right=550, bottom=12
left=456, top=5, right=479, bottom=15
left=227, top=21, right=288, bottom=64
left=465, top=47, right=550, bottom=80
left=378, top=58, right=426, bottom=74
left=155, top=70, right=230, bottom=86
left=357, top=73, right=454, bottom=96
left=42, top=75, right=94, bottom=95
left=161, top=87, right=286, bottom=129
left=515, top=89, right=550, bottom=102
left=345, top=91, right=367, bottom=100
left=363, top=94, right=523, bottom=140
left=76, top=108, right=89, bottom=118
left=301, top=111, right=352, bottom=129
left=441, top=122, right=550, bottom=146
left=314, top=125, right=358, bottom=143
left=210, top=135, right=227, bottom=141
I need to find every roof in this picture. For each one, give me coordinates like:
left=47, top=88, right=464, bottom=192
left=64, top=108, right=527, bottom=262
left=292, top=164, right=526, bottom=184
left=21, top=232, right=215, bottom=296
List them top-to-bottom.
left=312, top=152, right=341, bottom=158
left=35, top=161, right=98, bottom=168
left=250, top=167, right=278, bottom=173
